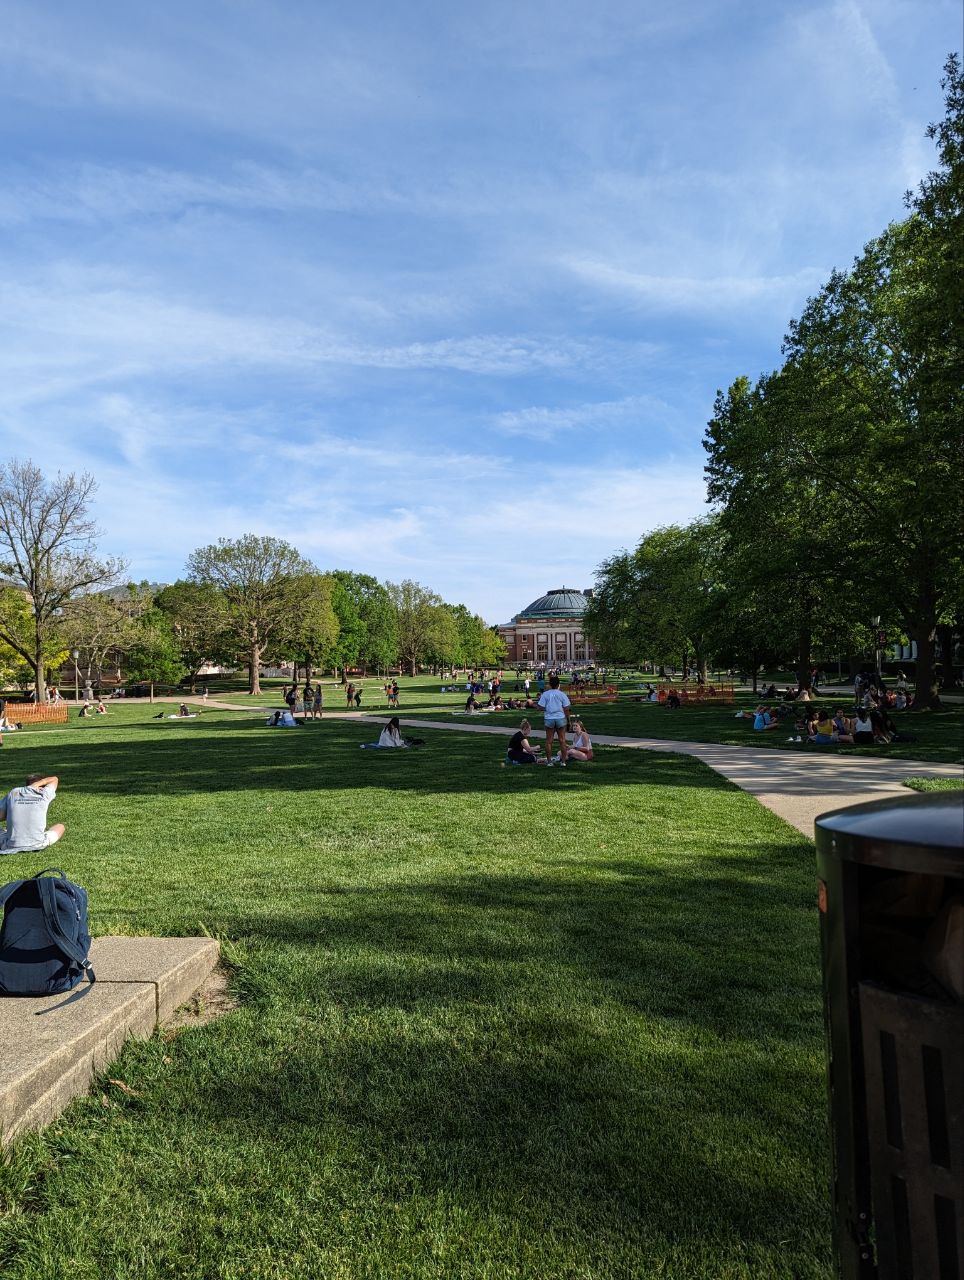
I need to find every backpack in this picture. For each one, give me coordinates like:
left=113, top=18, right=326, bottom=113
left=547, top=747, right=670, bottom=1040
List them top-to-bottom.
left=0, top=868, right=95, bottom=996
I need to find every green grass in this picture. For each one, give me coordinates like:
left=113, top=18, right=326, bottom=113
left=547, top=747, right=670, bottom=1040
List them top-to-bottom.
left=400, top=680, right=964, bottom=765
left=0, top=712, right=832, bottom=1279
left=902, top=775, right=964, bottom=792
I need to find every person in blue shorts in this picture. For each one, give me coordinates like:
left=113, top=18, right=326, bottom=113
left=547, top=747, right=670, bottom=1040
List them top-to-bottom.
left=537, top=675, right=571, bottom=765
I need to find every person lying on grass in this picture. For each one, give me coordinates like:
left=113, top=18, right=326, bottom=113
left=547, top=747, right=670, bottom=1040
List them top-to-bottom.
left=753, top=706, right=781, bottom=731
left=267, top=709, right=300, bottom=727
left=0, top=773, right=66, bottom=854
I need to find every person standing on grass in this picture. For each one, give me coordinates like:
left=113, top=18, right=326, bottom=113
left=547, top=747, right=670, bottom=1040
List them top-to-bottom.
left=538, top=675, right=571, bottom=766
left=302, top=681, right=313, bottom=715
left=346, top=682, right=355, bottom=708
left=285, top=685, right=298, bottom=717
left=313, top=685, right=323, bottom=720
left=354, top=685, right=363, bottom=709
left=0, top=774, right=65, bottom=853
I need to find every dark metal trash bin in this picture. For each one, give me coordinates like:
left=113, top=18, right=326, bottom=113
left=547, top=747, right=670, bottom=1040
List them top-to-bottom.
left=816, top=793, right=964, bottom=1280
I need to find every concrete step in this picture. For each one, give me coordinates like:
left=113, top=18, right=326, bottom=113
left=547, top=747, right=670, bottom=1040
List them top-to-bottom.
left=0, top=935, right=220, bottom=1144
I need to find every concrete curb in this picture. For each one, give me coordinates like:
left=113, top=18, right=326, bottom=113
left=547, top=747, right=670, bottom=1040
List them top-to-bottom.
left=0, top=935, right=220, bottom=1144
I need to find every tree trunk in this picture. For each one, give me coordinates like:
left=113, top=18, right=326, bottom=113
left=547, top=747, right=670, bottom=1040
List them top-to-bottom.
left=909, top=621, right=941, bottom=709
left=249, top=643, right=262, bottom=695
left=751, top=654, right=759, bottom=694
left=410, top=657, right=416, bottom=677
left=150, top=681, right=155, bottom=704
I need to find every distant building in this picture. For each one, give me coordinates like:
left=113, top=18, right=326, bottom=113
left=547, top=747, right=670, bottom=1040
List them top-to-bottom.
left=498, top=588, right=596, bottom=665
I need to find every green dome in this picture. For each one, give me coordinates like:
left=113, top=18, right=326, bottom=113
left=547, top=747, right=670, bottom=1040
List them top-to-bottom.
left=515, top=588, right=589, bottom=621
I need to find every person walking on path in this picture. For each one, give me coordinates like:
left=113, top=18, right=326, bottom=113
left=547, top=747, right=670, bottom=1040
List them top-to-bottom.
left=538, top=675, right=571, bottom=766
left=0, top=774, right=65, bottom=853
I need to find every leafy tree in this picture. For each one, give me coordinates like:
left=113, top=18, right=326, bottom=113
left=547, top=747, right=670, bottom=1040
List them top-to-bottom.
left=0, top=460, right=124, bottom=698
left=186, top=535, right=312, bottom=694
left=326, top=571, right=397, bottom=674
left=284, top=573, right=339, bottom=679
left=385, top=580, right=444, bottom=675
left=155, top=581, right=233, bottom=691
left=65, top=584, right=153, bottom=693
left=124, top=609, right=187, bottom=698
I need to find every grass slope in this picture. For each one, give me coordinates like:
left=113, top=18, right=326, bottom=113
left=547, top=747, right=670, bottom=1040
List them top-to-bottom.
left=0, top=713, right=831, bottom=1279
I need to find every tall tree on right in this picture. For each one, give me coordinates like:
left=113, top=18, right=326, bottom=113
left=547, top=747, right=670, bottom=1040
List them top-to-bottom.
left=186, top=535, right=312, bottom=694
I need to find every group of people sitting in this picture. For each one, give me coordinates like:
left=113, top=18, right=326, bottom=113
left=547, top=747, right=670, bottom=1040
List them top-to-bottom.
left=463, top=692, right=538, bottom=713
left=78, top=700, right=108, bottom=717
left=741, top=701, right=906, bottom=745
left=506, top=717, right=593, bottom=766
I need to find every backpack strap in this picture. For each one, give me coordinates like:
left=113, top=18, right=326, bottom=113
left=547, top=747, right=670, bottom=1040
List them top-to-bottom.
left=36, top=875, right=95, bottom=985
left=0, top=880, right=25, bottom=910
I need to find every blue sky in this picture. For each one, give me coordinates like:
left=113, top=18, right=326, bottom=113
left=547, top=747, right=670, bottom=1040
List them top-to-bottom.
left=0, top=1, right=958, bottom=622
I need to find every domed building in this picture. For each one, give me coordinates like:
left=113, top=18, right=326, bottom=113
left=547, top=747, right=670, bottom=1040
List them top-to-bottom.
left=498, top=588, right=596, bottom=666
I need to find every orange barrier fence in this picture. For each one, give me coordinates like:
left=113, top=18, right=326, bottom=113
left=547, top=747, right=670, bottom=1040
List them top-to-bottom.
left=657, top=684, right=735, bottom=705
left=570, top=685, right=619, bottom=704
left=4, top=702, right=70, bottom=725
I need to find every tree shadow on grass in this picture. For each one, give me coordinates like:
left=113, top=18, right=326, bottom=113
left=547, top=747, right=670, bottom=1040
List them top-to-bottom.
left=5, top=722, right=742, bottom=798
left=167, top=852, right=828, bottom=1271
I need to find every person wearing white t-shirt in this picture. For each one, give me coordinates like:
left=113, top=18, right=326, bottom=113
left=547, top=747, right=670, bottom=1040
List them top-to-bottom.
left=537, top=675, right=571, bottom=766
left=0, top=774, right=65, bottom=854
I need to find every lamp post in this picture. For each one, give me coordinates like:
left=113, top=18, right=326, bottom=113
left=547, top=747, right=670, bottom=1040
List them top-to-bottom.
left=871, top=616, right=881, bottom=682
left=72, top=649, right=80, bottom=703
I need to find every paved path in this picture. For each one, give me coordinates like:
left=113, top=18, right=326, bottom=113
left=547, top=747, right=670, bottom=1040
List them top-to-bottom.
left=153, top=697, right=963, bottom=839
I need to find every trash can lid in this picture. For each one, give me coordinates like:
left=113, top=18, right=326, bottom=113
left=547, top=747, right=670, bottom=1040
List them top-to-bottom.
left=816, top=792, right=964, bottom=875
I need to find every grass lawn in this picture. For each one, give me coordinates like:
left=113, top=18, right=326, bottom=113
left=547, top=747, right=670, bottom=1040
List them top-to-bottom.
left=400, top=680, right=964, bottom=765
left=0, top=711, right=831, bottom=1279
left=902, top=775, right=964, bottom=792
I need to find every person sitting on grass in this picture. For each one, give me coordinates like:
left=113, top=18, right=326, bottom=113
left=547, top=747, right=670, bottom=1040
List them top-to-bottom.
left=894, top=691, right=908, bottom=711
left=465, top=692, right=479, bottom=712
left=666, top=692, right=681, bottom=710
left=96, top=700, right=107, bottom=714
left=79, top=701, right=93, bottom=718
left=753, top=705, right=780, bottom=731
left=798, top=706, right=820, bottom=738
left=832, top=709, right=855, bottom=741
left=852, top=709, right=876, bottom=744
left=811, top=710, right=851, bottom=745
left=363, top=717, right=425, bottom=749
left=506, top=719, right=539, bottom=765
left=566, top=719, right=593, bottom=762
left=0, top=773, right=65, bottom=854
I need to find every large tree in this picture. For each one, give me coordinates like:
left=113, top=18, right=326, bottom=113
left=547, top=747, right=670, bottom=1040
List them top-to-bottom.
left=0, top=460, right=124, bottom=698
left=186, top=535, right=312, bottom=694
left=155, top=580, right=233, bottom=691
left=385, top=580, right=444, bottom=676
left=64, top=584, right=153, bottom=693
left=124, top=608, right=187, bottom=700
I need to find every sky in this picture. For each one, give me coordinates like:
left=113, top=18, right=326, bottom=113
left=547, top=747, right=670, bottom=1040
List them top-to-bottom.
left=0, top=1, right=958, bottom=623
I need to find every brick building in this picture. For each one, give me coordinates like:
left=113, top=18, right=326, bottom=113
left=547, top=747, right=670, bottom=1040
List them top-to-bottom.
left=497, top=588, right=596, bottom=666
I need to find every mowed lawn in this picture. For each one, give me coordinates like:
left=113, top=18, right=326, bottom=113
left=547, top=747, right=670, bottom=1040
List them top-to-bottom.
left=398, top=681, right=964, bottom=765
left=0, top=711, right=831, bottom=1279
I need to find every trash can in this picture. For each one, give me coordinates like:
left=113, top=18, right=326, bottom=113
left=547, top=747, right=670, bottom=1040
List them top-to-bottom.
left=815, top=792, right=963, bottom=1280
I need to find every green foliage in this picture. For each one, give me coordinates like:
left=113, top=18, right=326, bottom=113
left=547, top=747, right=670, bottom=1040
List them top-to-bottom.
left=155, top=581, right=233, bottom=684
left=124, top=608, right=187, bottom=687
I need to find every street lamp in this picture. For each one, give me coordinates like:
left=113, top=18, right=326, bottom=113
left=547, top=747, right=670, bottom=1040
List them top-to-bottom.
left=871, top=616, right=882, bottom=681
left=72, top=649, right=80, bottom=703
